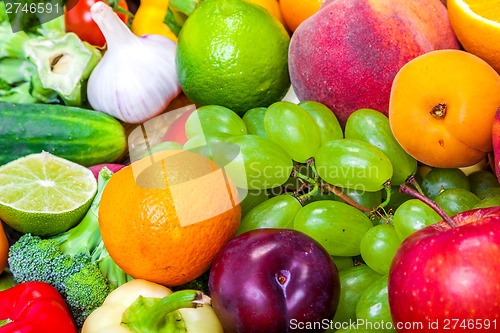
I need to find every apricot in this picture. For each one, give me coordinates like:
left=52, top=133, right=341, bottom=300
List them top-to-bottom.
left=288, top=0, right=459, bottom=127
left=389, top=50, right=500, bottom=168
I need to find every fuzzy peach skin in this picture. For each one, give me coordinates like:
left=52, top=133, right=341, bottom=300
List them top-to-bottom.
left=288, top=0, right=459, bottom=127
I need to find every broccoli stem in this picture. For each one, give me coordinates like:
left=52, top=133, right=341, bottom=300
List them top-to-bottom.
left=51, top=167, right=113, bottom=257
left=91, top=239, right=133, bottom=289
left=122, top=290, right=211, bottom=333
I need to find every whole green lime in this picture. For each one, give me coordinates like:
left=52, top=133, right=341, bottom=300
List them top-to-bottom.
left=176, top=0, right=291, bottom=116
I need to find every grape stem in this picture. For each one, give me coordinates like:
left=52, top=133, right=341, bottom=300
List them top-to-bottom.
left=309, top=162, right=320, bottom=183
left=292, top=169, right=316, bottom=185
left=373, top=180, right=392, bottom=211
left=296, top=183, right=319, bottom=204
left=322, top=184, right=372, bottom=213
left=399, top=184, right=457, bottom=228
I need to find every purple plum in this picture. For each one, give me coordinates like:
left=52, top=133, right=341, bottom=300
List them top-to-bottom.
left=209, top=228, right=340, bottom=333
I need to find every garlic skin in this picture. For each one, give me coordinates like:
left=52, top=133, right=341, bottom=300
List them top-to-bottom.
left=87, top=2, right=181, bottom=124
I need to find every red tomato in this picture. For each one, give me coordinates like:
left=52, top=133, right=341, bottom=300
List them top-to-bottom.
left=65, top=0, right=129, bottom=47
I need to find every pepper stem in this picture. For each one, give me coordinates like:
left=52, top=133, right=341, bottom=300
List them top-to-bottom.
left=399, top=184, right=457, bottom=228
left=121, top=290, right=210, bottom=333
left=0, top=319, right=12, bottom=327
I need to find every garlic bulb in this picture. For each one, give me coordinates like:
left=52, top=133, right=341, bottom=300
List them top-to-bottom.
left=87, top=2, right=181, bottom=124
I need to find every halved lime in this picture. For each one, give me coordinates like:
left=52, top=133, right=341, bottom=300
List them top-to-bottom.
left=0, top=152, right=97, bottom=236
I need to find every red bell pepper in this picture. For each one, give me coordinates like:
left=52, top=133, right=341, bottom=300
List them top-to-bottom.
left=0, top=281, right=77, bottom=333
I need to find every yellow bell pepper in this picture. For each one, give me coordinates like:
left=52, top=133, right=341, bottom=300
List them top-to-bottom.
left=131, top=0, right=178, bottom=41
left=81, top=279, right=224, bottom=333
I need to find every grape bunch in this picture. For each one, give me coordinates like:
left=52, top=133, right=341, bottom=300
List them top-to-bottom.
left=151, top=100, right=500, bottom=332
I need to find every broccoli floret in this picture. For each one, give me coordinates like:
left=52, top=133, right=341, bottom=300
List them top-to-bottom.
left=7, top=168, right=132, bottom=327
left=7, top=234, right=63, bottom=288
left=64, top=262, right=113, bottom=327
left=171, top=269, right=210, bottom=295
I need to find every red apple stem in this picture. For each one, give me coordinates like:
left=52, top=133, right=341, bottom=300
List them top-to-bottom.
left=406, top=174, right=425, bottom=195
left=399, top=184, right=457, bottom=228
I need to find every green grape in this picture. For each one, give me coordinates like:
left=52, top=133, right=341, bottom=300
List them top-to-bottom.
left=298, top=100, right=343, bottom=144
left=264, top=101, right=321, bottom=162
left=184, top=105, right=247, bottom=139
left=242, top=107, right=267, bottom=138
left=344, top=108, right=417, bottom=185
left=183, top=133, right=232, bottom=159
left=211, top=134, right=294, bottom=190
left=315, top=139, right=393, bottom=192
left=421, top=168, right=470, bottom=200
left=468, top=170, right=500, bottom=196
left=338, top=187, right=383, bottom=210
left=477, top=187, right=500, bottom=199
left=435, top=188, right=481, bottom=216
left=240, top=189, right=269, bottom=218
left=237, top=194, right=302, bottom=235
left=474, top=195, right=500, bottom=208
left=393, top=199, right=442, bottom=241
left=293, top=200, right=373, bottom=256
left=360, top=224, right=401, bottom=275
left=332, top=256, right=356, bottom=271
left=332, top=264, right=382, bottom=326
left=356, top=275, right=394, bottom=331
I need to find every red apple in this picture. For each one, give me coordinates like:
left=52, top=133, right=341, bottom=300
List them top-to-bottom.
left=388, top=205, right=500, bottom=332
left=209, top=228, right=340, bottom=333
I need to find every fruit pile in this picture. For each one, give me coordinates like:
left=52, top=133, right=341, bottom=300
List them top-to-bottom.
left=1, top=0, right=500, bottom=332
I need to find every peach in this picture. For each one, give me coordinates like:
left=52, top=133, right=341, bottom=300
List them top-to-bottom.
left=288, top=0, right=459, bottom=127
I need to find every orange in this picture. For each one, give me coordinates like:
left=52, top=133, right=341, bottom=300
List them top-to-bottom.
left=244, top=0, right=285, bottom=26
left=278, top=0, right=325, bottom=32
left=447, top=0, right=500, bottom=73
left=389, top=49, right=500, bottom=168
left=98, top=150, right=241, bottom=286
left=0, top=222, right=8, bottom=273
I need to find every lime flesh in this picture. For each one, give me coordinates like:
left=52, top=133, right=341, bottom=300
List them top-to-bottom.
left=0, top=152, right=97, bottom=236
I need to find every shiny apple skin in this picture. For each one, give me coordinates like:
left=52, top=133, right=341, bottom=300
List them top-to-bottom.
left=388, top=206, right=500, bottom=333
left=208, top=228, right=340, bottom=333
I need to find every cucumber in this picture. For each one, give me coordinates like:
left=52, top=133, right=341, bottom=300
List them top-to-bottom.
left=0, top=102, right=127, bottom=166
